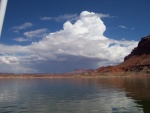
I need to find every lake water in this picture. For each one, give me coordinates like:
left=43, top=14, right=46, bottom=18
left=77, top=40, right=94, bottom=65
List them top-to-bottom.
left=0, top=77, right=150, bottom=113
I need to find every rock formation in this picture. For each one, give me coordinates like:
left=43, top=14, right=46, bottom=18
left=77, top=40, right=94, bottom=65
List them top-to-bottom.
left=95, top=35, right=150, bottom=74
left=124, top=35, right=150, bottom=60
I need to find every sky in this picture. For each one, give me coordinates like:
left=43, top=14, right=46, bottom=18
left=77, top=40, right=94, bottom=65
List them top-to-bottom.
left=0, top=0, right=150, bottom=73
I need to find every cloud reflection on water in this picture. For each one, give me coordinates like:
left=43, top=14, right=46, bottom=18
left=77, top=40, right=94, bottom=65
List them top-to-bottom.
left=0, top=77, right=149, bottom=113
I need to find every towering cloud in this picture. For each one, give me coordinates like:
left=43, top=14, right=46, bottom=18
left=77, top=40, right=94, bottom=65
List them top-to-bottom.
left=0, top=0, right=8, bottom=37
left=0, top=11, right=138, bottom=73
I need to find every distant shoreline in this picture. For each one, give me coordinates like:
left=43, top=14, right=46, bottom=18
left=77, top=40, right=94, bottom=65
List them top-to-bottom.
left=0, top=73, right=149, bottom=79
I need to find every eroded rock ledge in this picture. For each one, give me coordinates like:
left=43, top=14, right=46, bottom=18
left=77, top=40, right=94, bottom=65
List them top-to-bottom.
left=95, top=35, right=150, bottom=74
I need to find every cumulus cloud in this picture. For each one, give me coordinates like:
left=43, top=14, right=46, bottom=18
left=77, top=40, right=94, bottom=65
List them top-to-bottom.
left=0, top=11, right=138, bottom=73
left=12, top=22, right=33, bottom=33
left=0, top=56, right=19, bottom=64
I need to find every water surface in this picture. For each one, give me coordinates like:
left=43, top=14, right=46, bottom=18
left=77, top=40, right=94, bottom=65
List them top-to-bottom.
left=0, top=77, right=150, bottom=113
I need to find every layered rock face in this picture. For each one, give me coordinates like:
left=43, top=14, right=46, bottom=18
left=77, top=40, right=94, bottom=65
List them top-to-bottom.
left=96, top=35, right=150, bottom=74
left=124, top=35, right=150, bottom=60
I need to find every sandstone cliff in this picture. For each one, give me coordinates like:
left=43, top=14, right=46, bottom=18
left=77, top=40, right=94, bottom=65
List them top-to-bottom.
left=96, top=35, right=150, bottom=74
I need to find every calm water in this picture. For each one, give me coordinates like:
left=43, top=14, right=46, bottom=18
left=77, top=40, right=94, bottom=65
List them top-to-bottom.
left=0, top=77, right=150, bottom=113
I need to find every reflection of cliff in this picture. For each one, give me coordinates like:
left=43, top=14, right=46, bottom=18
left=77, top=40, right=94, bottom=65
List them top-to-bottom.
left=96, top=35, right=150, bottom=74
left=73, top=77, right=150, bottom=100
left=81, top=77, right=150, bottom=113
left=122, top=77, right=150, bottom=113
left=123, top=78, right=150, bottom=100
left=136, top=100, right=150, bottom=113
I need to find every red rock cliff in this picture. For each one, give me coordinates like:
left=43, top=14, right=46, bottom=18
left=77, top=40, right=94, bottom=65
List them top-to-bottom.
left=96, top=35, right=150, bottom=74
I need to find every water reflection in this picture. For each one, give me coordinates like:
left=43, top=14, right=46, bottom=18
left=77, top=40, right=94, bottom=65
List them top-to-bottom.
left=0, top=77, right=150, bottom=113
left=82, top=77, right=150, bottom=113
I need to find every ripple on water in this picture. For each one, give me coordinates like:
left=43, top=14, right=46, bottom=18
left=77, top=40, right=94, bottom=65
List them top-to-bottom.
left=0, top=78, right=150, bottom=113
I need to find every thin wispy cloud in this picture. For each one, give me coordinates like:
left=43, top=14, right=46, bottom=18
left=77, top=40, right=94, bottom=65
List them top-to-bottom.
left=40, top=13, right=110, bottom=22
left=97, top=13, right=110, bottom=18
left=40, top=14, right=78, bottom=22
left=12, top=22, right=33, bottom=33
left=119, top=25, right=127, bottom=29
left=13, top=28, right=49, bottom=43
left=24, top=28, right=49, bottom=38
left=131, top=28, right=135, bottom=30
left=13, top=37, right=29, bottom=42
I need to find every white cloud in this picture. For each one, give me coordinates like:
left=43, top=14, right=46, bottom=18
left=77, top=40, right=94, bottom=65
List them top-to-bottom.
left=0, top=11, right=138, bottom=73
left=40, top=13, right=110, bottom=22
left=97, top=13, right=110, bottom=18
left=40, top=14, right=78, bottom=22
left=40, top=17, right=52, bottom=21
left=12, top=22, right=33, bottom=33
left=119, top=25, right=127, bottom=29
left=13, top=28, right=49, bottom=42
left=24, top=28, right=49, bottom=38
left=13, top=37, right=29, bottom=42
left=0, top=56, right=19, bottom=64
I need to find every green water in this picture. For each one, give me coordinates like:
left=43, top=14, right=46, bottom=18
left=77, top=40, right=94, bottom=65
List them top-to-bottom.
left=0, top=77, right=150, bottom=113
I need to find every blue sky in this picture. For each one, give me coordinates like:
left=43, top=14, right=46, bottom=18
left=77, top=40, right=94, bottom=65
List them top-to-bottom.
left=0, top=0, right=149, bottom=73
